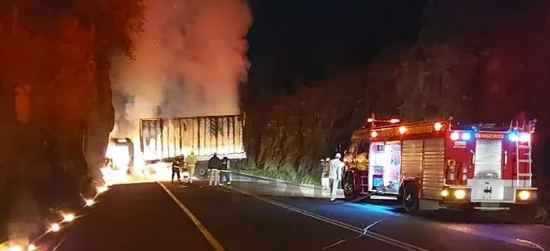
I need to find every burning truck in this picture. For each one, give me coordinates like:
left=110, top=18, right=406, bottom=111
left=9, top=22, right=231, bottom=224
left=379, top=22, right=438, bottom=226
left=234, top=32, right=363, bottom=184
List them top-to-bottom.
left=104, top=114, right=246, bottom=183
left=342, top=115, right=538, bottom=212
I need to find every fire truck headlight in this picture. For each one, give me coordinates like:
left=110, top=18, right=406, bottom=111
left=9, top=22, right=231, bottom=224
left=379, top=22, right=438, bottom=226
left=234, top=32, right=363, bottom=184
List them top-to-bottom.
left=454, top=189, right=466, bottom=200
left=441, top=190, right=449, bottom=197
left=518, top=190, right=531, bottom=201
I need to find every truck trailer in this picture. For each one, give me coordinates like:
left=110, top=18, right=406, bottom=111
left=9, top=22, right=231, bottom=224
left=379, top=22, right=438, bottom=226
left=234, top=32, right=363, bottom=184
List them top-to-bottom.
left=139, top=114, right=246, bottom=177
left=342, top=116, right=538, bottom=212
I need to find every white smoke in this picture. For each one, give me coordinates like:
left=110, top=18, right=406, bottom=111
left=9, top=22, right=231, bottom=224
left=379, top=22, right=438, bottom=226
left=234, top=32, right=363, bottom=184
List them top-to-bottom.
left=110, top=0, right=252, bottom=138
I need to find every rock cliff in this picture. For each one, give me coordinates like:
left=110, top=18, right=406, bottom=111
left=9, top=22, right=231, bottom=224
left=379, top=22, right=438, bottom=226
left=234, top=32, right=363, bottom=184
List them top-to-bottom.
left=0, top=0, right=143, bottom=241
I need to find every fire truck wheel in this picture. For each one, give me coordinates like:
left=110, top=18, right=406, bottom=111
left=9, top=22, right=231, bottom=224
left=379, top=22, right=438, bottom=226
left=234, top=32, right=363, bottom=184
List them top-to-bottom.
left=343, top=177, right=356, bottom=200
left=402, top=182, right=419, bottom=213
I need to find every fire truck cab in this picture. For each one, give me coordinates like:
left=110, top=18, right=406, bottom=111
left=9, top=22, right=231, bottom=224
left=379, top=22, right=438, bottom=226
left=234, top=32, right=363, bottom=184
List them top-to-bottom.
left=342, top=116, right=538, bottom=212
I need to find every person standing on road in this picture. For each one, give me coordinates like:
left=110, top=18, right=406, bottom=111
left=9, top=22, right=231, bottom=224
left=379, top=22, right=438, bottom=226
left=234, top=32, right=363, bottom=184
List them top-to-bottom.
left=185, top=151, right=198, bottom=184
left=208, top=153, right=222, bottom=186
left=329, top=153, right=345, bottom=202
left=172, top=155, right=184, bottom=183
left=220, top=157, right=232, bottom=186
left=321, top=157, right=330, bottom=190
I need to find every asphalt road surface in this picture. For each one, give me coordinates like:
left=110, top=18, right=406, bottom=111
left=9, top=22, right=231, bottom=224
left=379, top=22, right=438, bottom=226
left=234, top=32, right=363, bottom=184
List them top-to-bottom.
left=37, top=173, right=550, bottom=251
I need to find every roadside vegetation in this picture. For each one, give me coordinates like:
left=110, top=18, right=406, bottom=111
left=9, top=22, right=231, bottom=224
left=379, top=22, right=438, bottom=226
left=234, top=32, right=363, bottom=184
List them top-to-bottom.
left=233, top=161, right=321, bottom=186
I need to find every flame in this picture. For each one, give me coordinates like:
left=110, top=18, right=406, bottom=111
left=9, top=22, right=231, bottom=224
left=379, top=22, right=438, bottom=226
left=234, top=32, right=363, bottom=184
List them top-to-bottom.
left=103, top=131, right=244, bottom=185
left=102, top=135, right=175, bottom=185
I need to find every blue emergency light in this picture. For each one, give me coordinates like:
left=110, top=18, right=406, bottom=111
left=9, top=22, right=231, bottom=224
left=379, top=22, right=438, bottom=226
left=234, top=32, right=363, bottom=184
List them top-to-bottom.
left=461, top=132, right=472, bottom=141
left=507, top=132, right=519, bottom=142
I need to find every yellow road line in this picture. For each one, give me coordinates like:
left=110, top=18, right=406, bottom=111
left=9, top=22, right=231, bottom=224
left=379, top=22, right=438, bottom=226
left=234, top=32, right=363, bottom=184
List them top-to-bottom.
left=157, top=182, right=226, bottom=251
left=227, top=186, right=430, bottom=251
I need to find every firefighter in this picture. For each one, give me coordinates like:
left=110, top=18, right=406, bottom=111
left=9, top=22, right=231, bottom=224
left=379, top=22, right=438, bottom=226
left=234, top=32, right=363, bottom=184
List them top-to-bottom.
left=185, top=151, right=198, bottom=184
left=208, top=153, right=222, bottom=186
left=329, top=153, right=345, bottom=202
left=171, top=155, right=184, bottom=183
left=220, top=157, right=231, bottom=186
left=321, top=157, right=330, bottom=190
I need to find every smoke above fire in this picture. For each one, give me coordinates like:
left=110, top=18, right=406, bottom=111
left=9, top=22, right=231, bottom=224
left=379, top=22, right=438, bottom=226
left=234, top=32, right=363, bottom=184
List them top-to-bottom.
left=110, top=0, right=252, bottom=137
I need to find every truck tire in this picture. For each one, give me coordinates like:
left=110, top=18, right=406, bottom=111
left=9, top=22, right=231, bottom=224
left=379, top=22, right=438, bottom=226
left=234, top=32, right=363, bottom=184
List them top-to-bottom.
left=198, top=166, right=208, bottom=178
left=343, top=171, right=357, bottom=200
left=402, top=181, right=419, bottom=213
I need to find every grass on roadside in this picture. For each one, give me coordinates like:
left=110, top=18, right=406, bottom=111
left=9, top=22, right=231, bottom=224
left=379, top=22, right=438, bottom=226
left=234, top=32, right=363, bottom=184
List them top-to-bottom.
left=234, top=167, right=322, bottom=186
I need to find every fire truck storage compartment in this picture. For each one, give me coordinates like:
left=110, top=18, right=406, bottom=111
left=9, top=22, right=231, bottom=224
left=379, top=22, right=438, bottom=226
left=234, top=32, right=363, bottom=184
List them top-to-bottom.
left=422, top=138, right=445, bottom=200
left=470, top=138, right=508, bottom=202
left=401, top=139, right=424, bottom=181
left=474, top=139, right=502, bottom=179
left=368, top=141, right=401, bottom=194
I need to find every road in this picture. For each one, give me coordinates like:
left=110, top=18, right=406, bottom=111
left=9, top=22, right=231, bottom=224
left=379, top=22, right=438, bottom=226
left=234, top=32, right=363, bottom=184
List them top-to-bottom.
left=35, top=173, right=550, bottom=251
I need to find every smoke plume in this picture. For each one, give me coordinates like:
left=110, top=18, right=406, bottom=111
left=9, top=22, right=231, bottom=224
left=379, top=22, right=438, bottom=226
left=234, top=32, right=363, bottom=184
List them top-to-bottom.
left=110, top=0, right=252, bottom=137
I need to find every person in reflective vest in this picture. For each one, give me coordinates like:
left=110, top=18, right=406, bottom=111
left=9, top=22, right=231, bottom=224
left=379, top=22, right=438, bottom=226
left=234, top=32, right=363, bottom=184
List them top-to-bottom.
left=185, top=151, right=198, bottom=184
left=208, top=153, right=222, bottom=186
left=329, top=153, right=345, bottom=202
left=172, top=155, right=184, bottom=183
left=220, top=157, right=231, bottom=186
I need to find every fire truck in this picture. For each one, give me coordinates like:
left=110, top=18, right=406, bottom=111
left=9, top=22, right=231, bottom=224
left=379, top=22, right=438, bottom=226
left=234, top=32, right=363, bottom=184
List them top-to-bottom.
left=341, top=116, right=538, bottom=212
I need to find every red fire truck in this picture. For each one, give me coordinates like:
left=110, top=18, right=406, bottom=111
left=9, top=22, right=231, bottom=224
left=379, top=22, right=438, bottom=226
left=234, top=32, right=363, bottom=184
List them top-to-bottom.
left=341, top=116, right=538, bottom=212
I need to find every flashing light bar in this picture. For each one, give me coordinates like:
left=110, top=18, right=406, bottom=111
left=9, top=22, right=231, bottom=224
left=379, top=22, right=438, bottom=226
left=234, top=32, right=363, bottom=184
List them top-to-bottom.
left=367, top=118, right=400, bottom=123
left=450, top=131, right=473, bottom=141
left=508, top=132, right=531, bottom=142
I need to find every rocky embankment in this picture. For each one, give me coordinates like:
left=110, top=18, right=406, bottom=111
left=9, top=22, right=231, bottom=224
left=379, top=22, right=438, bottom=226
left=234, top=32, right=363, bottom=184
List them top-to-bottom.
left=0, top=2, right=142, bottom=241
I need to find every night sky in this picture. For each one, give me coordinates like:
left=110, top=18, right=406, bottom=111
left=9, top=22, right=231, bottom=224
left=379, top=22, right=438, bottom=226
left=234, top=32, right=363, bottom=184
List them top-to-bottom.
left=246, top=0, right=427, bottom=89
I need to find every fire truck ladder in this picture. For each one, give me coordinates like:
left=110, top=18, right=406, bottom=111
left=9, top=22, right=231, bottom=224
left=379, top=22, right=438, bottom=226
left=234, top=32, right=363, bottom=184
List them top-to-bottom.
left=510, top=119, right=535, bottom=188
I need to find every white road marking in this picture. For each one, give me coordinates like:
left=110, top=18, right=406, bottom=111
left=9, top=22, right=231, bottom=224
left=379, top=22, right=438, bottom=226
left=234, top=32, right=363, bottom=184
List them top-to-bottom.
left=228, top=186, right=430, bottom=251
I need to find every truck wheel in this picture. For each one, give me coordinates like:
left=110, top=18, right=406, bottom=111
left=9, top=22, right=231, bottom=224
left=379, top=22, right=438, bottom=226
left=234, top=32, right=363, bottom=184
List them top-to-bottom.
left=198, top=167, right=208, bottom=178
left=343, top=172, right=357, bottom=200
left=402, top=182, right=419, bottom=213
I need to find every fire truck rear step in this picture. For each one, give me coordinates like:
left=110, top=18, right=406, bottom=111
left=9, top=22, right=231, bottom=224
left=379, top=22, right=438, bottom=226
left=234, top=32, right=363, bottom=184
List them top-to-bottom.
left=370, top=195, right=398, bottom=200
left=474, top=202, right=511, bottom=211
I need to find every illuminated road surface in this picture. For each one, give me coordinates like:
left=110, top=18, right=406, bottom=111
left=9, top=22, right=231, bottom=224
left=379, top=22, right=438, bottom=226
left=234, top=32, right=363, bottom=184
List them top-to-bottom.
left=42, top=174, right=548, bottom=251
